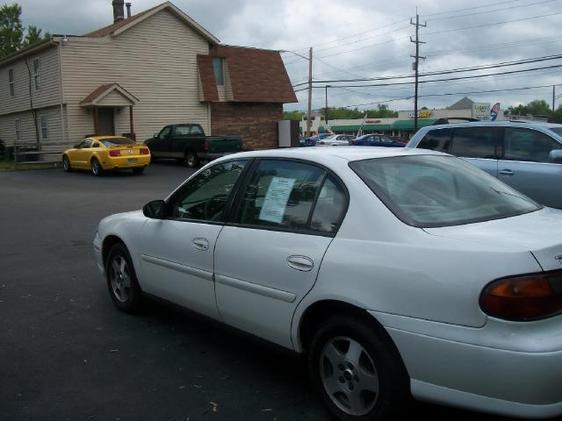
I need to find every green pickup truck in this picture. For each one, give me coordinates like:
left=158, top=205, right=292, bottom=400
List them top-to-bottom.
left=144, top=124, right=242, bottom=168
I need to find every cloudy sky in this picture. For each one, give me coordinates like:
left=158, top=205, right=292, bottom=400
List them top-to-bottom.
left=14, top=0, right=562, bottom=112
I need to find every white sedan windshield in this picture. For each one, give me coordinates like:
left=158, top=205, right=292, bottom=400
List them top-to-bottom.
left=350, top=155, right=540, bottom=227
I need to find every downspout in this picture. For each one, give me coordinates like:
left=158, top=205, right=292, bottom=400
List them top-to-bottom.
left=57, top=37, right=66, bottom=144
left=24, top=58, right=40, bottom=150
left=207, top=102, right=212, bottom=135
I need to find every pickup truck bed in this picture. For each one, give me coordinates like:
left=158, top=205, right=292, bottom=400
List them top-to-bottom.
left=145, top=124, right=242, bottom=168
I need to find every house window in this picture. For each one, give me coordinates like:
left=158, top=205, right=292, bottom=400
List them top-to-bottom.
left=213, top=57, right=224, bottom=86
left=33, top=58, right=40, bottom=90
left=8, top=69, right=14, bottom=97
left=40, top=116, right=48, bottom=139
left=15, top=119, right=21, bottom=141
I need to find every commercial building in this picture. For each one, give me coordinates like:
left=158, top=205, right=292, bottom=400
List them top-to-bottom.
left=299, top=97, right=505, bottom=138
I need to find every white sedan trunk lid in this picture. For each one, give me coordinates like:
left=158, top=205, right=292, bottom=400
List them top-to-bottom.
left=424, top=207, right=562, bottom=271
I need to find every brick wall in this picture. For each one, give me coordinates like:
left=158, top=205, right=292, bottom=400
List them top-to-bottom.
left=210, top=102, right=282, bottom=150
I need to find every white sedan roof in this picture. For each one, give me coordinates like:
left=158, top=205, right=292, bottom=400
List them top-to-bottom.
left=227, top=146, right=445, bottom=164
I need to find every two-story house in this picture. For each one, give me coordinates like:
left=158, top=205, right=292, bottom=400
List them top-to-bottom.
left=0, top=0, right=297, bottom=154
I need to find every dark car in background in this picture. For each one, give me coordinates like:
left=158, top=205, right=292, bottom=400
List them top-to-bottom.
left=145, top=124, right=242, bottom=168
left=351, top=134, right=406, bottom=147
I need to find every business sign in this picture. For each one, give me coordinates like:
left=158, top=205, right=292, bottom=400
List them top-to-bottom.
left=472, top=103, right=490, bottom=120
left=490, top=103, right=501, bottom=121
left=408, top=110, right=433, bottom=118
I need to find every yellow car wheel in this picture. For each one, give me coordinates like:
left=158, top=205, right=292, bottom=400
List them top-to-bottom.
left=62, top=155, right=72, bottom=172
left=91, top=158, right=104, bottom=177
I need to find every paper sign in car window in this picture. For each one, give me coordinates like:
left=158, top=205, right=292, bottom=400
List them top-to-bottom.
left=259, top=176, right=296, bottom=224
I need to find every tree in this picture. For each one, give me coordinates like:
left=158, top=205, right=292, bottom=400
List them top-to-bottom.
left=0, top=3, right=23, bottom=58
left=0, top=4, right=49, bottom=59
left=24, top=25, right=49, bottom=47
left=507, top=99, right=551, bottom=117
left=525, top=99, right=551, bottom=116
left=365, top=104, right=398, bottom=118
left=285, top=106, right=398, bottom=120
left=549, top=106, right=562, bottom=124
left=283, top=110, right=305, bottom=121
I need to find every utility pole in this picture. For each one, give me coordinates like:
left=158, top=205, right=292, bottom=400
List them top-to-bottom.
left=410, top=12, right=426, bottom=132
left=306, top=47, right=313, bottom=136
left=325, top=85, right=329, bottom=129
left=553, top=85, right=556, bottom=112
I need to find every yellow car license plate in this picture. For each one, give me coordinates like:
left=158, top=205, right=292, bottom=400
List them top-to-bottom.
left=128, top=158, right=137, bottom=164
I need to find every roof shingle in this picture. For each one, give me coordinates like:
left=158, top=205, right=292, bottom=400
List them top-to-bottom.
left=84, top=5, right=156, bottom=38
left=198, top=45, right=297, bottom=104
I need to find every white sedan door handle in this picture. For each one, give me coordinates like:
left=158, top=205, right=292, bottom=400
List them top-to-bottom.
left=192, top=237, right=209, bottom=251
left=287, top=255, right=314, bottom=272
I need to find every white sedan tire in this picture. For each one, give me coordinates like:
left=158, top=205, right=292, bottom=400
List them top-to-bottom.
left=308, top=314, right=410, bottom=421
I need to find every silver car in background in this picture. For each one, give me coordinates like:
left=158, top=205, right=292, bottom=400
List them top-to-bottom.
left=407, top=121, right=562, bottom=208
left=317, top=134, right=354, bottom=146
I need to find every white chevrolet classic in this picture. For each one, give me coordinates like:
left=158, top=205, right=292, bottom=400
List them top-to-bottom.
left=94, top=147, right=562, bottom=420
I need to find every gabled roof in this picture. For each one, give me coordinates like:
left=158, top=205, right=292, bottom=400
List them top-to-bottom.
left=84, top=1, right=219, bottom=44
left=198, top=45, right=297, bottom=104
left=80, top=83, right=139, bottom=107
left=448, top=97, right=475, bottom=110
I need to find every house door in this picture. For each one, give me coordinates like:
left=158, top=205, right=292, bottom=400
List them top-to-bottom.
left=97, top=108, right=115, bottom=135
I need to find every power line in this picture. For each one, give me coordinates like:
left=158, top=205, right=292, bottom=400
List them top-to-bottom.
left=288, top=0, right=548, bottom=57
left=421, top=0, right=530, bottom=18
left=425, top=0, right=560, bottom=22
left=308, top=9, right=562, bottom=61
left=423, top=10, right=562, bottom=37
left=289, top=18, right=410, bottom=54
left=313, top=25, right=412, bottom=55
left=309, top=35, right=562, bottom=78
left=424, top=35, right=562, bottom=58
left=294, top=53, right=562, bottom=86
left=313, top=56, right=369, bottom=79
left=298, top=63, right=562, bottom=89
left=295, top=64, right=562, bottom=96
left=337, top=83, right=562, bottom=109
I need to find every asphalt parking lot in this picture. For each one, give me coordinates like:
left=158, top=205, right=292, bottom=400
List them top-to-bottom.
left=0, top=162, right=538, bottom=421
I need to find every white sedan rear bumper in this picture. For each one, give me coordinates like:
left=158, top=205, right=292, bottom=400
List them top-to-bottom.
left=93, top=231, right=104, bottom=275
left=370, top=310, right=562, bottom=419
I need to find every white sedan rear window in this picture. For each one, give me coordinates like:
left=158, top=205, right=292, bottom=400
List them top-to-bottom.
left=350, top=155, right=540, bottom=227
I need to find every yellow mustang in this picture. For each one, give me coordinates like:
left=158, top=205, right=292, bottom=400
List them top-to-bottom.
left=62, top=136, right=151, bottom=176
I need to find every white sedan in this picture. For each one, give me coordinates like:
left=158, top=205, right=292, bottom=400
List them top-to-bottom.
left=94, top=147, right=562, bottom=420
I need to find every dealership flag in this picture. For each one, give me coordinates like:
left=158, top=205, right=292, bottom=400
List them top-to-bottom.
left=490, top=103, right=501, bottom=121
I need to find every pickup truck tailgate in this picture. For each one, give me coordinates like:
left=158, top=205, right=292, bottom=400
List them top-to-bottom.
left=207, top=136, right=242, bottom=154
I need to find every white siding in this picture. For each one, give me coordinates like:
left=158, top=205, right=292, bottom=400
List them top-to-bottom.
left=61, top=9, right=210, bottom=144
left=0, top=45, right=61, bottom=116
left=98, top=90, right=134, bottom=107
left=0, top=105, right=64, bottom=148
